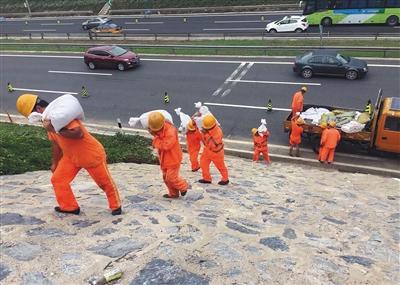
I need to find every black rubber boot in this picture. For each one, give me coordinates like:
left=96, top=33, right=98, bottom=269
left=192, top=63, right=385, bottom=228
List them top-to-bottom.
left=198, top=179, right=212, bottom=184
left=218, top=180, right=229, bottom=186
left=163, top=194, right=178, bottom=199
left=54, top=206, right=80, bottom=215
left=111, top=207, right=122, bottom=216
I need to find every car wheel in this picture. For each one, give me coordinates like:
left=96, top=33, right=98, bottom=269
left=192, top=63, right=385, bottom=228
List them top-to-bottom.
left=386, top=15, right=399, bottom=26
left=321, top=17, right=332, bottom=26
left=295, top=28, right=303, bottom=33
left=270, top=29, right=277, bottom=33
left=88, top=62, right=96, bottom=70
left=117, top=63, right=126, bottom=71
left=301, top=68, right=313, bottom=79
left=345, top=70, right=358, bottom=80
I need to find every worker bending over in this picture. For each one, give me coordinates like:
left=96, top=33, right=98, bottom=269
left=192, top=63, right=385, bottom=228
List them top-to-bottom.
left=16, top=94, right=122, bottom=215
left=148, top=111, right=189, bottom=198
left=199, top=114, right=229, bottom=185
left=319, top=121, right=341, bottom=164
left=252, top=128, right=271, bottom=164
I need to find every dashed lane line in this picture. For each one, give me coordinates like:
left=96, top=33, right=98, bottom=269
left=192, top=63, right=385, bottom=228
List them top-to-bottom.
left=214, top=20, right=270, bottom=23
left=125, top=22, right=164, bottom=24
left=40, top=23, right=74, bottom=26
left=203, top=27, right=266, bottom=31
left=22, top=29, right=57, bottom=32
left=212, top=62, right=246, bottom=96
left=221, top=62, right=254, bottom=97
left=48, top=70, right=112, bottom=76
left=228, top=79, right=322, bottom=86
left=11, top=88, right=77, bottom=95
left=204, top=102, right=291, bottom=112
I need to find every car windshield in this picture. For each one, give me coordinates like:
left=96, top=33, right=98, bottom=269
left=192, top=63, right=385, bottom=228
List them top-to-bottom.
left=110, top=46, right=127, bottom=56
left=336, top=53, right=350, bottom=64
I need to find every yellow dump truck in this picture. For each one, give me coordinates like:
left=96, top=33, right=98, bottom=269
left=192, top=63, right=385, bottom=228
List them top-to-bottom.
left=284, top=90, right=400, bottom=154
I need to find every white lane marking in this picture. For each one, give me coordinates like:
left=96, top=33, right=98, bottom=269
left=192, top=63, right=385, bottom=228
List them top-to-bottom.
left=214, top=20, right=269, bottom=23
left=125, top=21, right=164, bottom=24
left=41, top=23, right=74, bottom=26
left=203, top=27, right=266, bottom=31
left=123, top=28, right=151, bottom=31
left=22, top=29, right=57, bottom=32
left=1, top=54, right=399, bottom=68
left=212, top=62, right=246, bottom=96
left=222, top=62, right=254, bottom=97
left=48, top=70, right=112, bottom=76
left=228, top=79, right=322, bottom=86
left=12, top=88, right=77, bottom=95
left=205, top=102, right=291, bottom=111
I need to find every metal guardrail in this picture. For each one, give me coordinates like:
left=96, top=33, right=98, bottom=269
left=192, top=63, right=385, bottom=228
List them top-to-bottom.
left=1, top=41, right=399, bottom=57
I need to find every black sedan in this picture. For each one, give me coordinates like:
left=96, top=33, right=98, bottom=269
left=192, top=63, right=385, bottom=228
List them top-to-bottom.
left=293, top=50, right=368, bottom=80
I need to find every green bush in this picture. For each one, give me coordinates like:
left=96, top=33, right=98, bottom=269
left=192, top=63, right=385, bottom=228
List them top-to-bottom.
left=0, top=122, right=157, bottom=175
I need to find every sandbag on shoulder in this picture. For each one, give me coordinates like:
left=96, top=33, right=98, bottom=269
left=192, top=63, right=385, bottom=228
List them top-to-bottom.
left=128, top=110, right=173, bottom=129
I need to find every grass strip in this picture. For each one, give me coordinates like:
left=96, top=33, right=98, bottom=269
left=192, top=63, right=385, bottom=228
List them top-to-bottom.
left=0, top=122, right=157, bottom=175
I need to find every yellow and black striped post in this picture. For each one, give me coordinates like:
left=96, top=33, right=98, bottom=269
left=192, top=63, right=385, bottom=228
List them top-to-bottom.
left=7, top=82, right=14, bottom=92
left=80, top=86, right=89, bottom=98
left=164, top=92, right=170, bottom=104
left=266, top=99, right=272, bottom=112
left=364, top=99, right=372, bottom=116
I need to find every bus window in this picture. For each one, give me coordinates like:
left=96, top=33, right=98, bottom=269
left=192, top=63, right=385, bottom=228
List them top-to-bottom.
left=317, top=0, right=331, bottom=10
left=334, top=0, right=349, bottom=9
left=349, top=0, right=368, bottom=8
left=368, top=0, right=385, bottom=8
left=386, top=0, right=400, bottom=8
left=304, top=1, right=317, bottom=14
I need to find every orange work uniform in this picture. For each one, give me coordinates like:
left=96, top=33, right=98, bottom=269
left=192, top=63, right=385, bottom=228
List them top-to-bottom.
left=291, top=91, right=304, bottom=115
left=289, top=119, right=303, bottom=146
left=48, top=120, right=121, bottom=211
left=152, top=121, right=188, bottom=198
left=200, top=125, right=229, bottom=182
left=186, top=127, right=202, bottom=171
left=318, top=128, right=328, bottom=161
left=319, top=128, right=341, bottom=163
left=253, top=131, right=271, bottom=163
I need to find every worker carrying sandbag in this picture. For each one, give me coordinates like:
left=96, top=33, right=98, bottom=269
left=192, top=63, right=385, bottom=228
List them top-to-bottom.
left=16, top=94, right=122, bottom=216
left=192, top=102, right=220, bottom=129
left=175, top=108, right=202, bottom=172
left=128, top=109, right=173, bottom=129
left=147, top=111, right=189, bottom=198
left=289, top=113, right=304, bottom=157
left=199, top=114, right=229, bottom=185
left=252, top=119, right=271, bottom=164
left=319, top=121, right=341, bottom=164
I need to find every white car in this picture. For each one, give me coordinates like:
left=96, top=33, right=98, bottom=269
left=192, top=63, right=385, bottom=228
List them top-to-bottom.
left=82, top=16, right=110, bottom=30
left=265, top=16, right=309, bottom=33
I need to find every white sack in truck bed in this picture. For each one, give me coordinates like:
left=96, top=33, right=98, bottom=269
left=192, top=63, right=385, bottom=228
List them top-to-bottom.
left=28, top=94, right=84, bottom=132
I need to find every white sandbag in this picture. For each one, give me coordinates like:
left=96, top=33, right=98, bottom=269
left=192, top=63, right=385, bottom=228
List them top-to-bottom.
left=28, top=94, right=84, bottom=132
left=193, top=102, right=220, bottom=129
left=300, top=107, right=330, bottom=125
left=174, top=108, right=192, bottom=133
left=128, top=110, right=173, bottom=129
left=257, top=118, right=268, bottom=136
left=340, top=120, right=365, bottom=133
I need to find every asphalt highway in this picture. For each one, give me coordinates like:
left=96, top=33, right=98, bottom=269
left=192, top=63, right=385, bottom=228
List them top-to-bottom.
left=1, top=12, right=398, bottom=37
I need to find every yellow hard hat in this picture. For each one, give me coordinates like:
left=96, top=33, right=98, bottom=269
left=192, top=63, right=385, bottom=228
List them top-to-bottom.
left=301, top=86, right=307, bottom=92
left=16, top=94, right=38, bottom=117
left=148, top=111, right=165, bottom=132
left=202, top=114, right=216, bottom=130
left=296, top=118, right=305, bottom=125
left=187, top=120, right=196, bottom=131
left=329, top=121, right=336, bottom=128
left=320, top=122, right=328, bottom=129
left=251, top=128, right=257, bottom=135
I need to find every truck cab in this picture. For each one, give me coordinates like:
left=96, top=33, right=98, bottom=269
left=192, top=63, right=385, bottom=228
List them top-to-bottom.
left=372, top=97, right=400, bottom=153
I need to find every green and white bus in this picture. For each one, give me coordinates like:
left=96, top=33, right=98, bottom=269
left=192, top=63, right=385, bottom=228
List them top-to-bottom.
left=303, top=0, right=400, bottom=26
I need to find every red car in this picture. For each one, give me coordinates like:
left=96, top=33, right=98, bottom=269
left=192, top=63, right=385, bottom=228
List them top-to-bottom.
left=84, top=45, right=140, bottom=71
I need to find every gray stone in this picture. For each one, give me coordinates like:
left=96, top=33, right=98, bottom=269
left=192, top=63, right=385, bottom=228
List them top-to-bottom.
left=238, top=180, right=256, bottom=187
left=20, top=188, right=45, bottom=194
left=185, top=192, right=204, bottom=202
left=126, top=195, right=148, bottom=203
left=248, top=195, right=272, bottom=205
left=387, top=196, right=397, bottom=200
left=285, top=198, right=295, bottom=203
left=133, top=203, right=166, bottom=212
left=274, top=206, right=294, bottom=213
left=0, top=213, right=44, bottom=226
left=198, top=213, right=218, bottom=219
left=387, top=213, right=400, bottom=223
left=167, top=214, right=183, bottom=223
left=323, top=216, right=347, bottom=225
left=149, top=217, right=159, bottom=224
left=112, top=218, right=123, bottom=225
left=198, top=218, right=217, bottom=227
left=229, top=218, right=262, bottom=229
left=269, top=218, right=289, bottom=225
left=128, top=219, right=142, bottom=226
left=72, top=220, right=100, bottom=228
left=226, top=221, right=259, bottom=235
left=27, top=227, right=72, bottom=237
left=93, top=228, right=117, bottom=236
left=283, top=228, right=297, bottom=239
left=305, top=232, right=321, bottom=239
left=217, top=233, right=241, bottom=243
left=170, top=235, right=195, bottom=244
left=88, top=237, right=146, bottom=258
left=259, top=237, right=289, bottom=251
left=208, top=242, right=241, bottom=259
left=2, top=243, right=42, bottom=261
left=340, top=255, right=374, bottom=267
left=313, top=256, right=347, bottom=274
left=130, top=258, right=209, bottom=285
left=0, top=263, right=11, bottom=281
left=62, top=263, right=81, bottom=275
left=225, top=268, right=241, bottom=277
left=22, top=272, right=53, bottom=285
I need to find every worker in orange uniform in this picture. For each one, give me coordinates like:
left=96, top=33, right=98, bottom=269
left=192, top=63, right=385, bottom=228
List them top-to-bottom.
left=291, top=86, right=307, bottom=116
left=15, top=94, right=121, bottom=215
left=148, top=111, right=189, bottom=198
left=199, top=114, right=229, bottom=185
left=289, top=114, right=305, bottom=157
left=186, top=119, right=202, bottom=172
left=319, top=121, right=341, bottom=164
left=318, top=122, right=328, bottom=161
left=252, top=128, right=271, bottom=164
